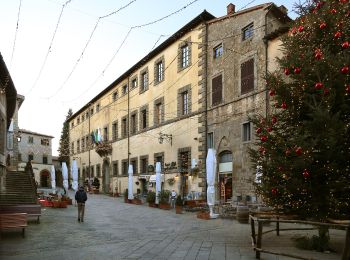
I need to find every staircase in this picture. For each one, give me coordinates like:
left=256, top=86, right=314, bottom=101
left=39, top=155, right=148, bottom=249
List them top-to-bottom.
left=0, top=171, right=37, bottom=206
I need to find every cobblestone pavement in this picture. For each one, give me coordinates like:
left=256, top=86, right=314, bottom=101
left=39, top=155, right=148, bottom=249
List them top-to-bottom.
left=0, top=191, right=345, bottom=260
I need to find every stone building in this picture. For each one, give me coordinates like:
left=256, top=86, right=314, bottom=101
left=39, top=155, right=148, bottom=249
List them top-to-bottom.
left=68, top=3, right=292, bottom=202
left=205, top=3, right=291, bottom=203
left=68, top=11, right=215, bottom=198
left=17, top=129, right=54, bottom=187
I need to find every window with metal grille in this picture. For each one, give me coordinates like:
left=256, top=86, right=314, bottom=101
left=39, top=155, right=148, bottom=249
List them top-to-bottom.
left=181, top=45, right=189, bottom=68
left=241, top=58, right=254, bottom=94
left=156, top=61, right=164, bottom=82
left=141, top=72, right=148, bottom=91
left=212, top=74, right=223, bottom=106
left=182, top=91, right=189, bottom=115
left=155, top=103, right=162, bottom=125
left=141, top=109, right=147, bottom=129
left=131, top=114, right=137, bottom=135
left=122, top=118, right=127, bottom=138
left=112, top=122, right=118, bottom=141
left=207, top=132, right=214, bottom=149
left=77, top=140, right=80, bottom=153
left=140, top=157, right=148, bottom=174
left=113, top=161, right=118, bottom=176
left=122, top=161, right=128, bottom=176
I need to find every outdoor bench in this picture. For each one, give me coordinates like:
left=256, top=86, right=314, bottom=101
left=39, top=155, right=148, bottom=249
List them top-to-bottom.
left=0, top=204, right=41, bottom=223
left=0, top=213, right=28, bottom=238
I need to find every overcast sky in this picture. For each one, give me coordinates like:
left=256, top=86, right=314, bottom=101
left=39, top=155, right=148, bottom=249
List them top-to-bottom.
left=0, top=0, right=297, bottom=156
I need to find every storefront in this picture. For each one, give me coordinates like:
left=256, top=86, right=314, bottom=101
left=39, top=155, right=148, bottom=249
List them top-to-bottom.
left=218, top=151, right=233, bottom=203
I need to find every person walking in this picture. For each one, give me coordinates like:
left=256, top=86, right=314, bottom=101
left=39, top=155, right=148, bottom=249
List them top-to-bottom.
left=75, top=186, right=87, bottom=222
left=171, top=189, right=177, bottom=209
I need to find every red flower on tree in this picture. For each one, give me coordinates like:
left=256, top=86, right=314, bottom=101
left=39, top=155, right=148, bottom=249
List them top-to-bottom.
left=341, top=66, right=349, bottom=74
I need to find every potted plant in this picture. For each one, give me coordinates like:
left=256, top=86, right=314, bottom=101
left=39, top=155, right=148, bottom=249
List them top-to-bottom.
left=92, top=177, right=100, bottom=194
left=123, top=189, right=129, bottom=203
left=159, top=190, right=171, bottom=210
left=146, top=191, right=156, bottom=207
left=175, top=195, right=183, bottom=214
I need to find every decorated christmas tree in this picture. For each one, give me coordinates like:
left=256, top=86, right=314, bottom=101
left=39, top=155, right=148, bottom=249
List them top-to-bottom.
left=250, top=0, right=350, bottom=222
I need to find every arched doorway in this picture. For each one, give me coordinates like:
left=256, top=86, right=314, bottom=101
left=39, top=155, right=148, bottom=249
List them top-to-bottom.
left=218, top=151, right=233, bottom=203
left=102, top=160, right=110, bottom=193
left=40, top=170, right=50, bottom=188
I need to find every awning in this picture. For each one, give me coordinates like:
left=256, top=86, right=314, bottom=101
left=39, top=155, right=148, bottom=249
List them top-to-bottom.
left=149, top=174, right=164, bottom=182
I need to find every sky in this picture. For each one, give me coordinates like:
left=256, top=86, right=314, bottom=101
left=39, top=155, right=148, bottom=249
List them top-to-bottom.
left=0, top=0, right=298, bottom=156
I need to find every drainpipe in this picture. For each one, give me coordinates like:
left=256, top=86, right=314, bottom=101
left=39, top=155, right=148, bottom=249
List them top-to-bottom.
left=264, top=11, right=269, bottom=118
left=204, top=22, right=209, bottom=198
left=127, top=76, right=130, bottom=164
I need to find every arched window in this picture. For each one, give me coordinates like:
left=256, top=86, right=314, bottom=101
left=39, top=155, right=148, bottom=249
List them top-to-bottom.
left=219, top=151, right=232, bottom=172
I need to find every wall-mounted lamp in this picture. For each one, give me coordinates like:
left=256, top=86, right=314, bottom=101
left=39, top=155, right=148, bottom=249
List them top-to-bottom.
left=158, top=132, right=172, bottom=146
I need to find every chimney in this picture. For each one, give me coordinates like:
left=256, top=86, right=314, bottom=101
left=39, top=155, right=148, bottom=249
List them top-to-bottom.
left=227, top=3, right=235, bottom=15
left=278, top=5, right=288, bottom=15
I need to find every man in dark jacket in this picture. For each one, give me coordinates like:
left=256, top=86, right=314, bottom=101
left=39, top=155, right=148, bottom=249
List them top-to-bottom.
left=75, top=186, right=87, bottom=222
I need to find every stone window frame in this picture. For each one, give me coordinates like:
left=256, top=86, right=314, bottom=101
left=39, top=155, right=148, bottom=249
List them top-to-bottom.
left=242, top=22, right=254, bottom=41
left=177, top=37, right=192, bottom=72
left=213, top=43, right=223, bottom=59
left=239, top=52, right=257, bottom=96
left=154, top=55, right=165, bottom=86
left=139, top=67, right=149, bottom=94
left=211, top=73, right=224, bottom=107
left=130, top=75, right=138, bottom=90
left=122, top=84, right=128, bottom=96
left=177, top=84, right=192, bottom=117
left=112, top=90, right=118, bottom=101
left=154, top=96, right=164, bottom=126
left=96, top=103, right=101, bottom=113
left=139, top=104, right=149, bottom=131
left=130, top=110, right=138, bottom=136
left=121, top=115, right=128, bottom=138
left=77, top=116, right=80, bottom=124
left=112, top=120, right=118, bottom=142
left=242, top=121, right=252, bottom=143
left=102, top=124, right=109, bottom=142
left=85, top=135, right=89, bottom=150
left=81, top=137, right=85, bottom=152
left=77, top=139, right=80, bottom=153
left=71, top=142, right=74, bottom=155
left=177, top=147, right=191, bottom=174
left=154, top=152, right=164, bottom=171
left=43, top=155, right=48, bottom=164
left=139, top=155, right=149, bottom=174
left=130, top=157, right=138, bottom=175
left=121, top=159, right=128, bottom=176
left=112, top=160, right=119, bottom=176
left=96, top=163, right=101, bottom=177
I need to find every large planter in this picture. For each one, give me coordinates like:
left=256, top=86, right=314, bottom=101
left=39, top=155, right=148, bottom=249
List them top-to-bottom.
left=132, top=199, right=142, bottom=205
left=52, top=200, right=60, bottom=208
left=59, top=201, right=68, bottom=208
left=159, top=203, right=171, bottom=210
left=175, top=206, right=183, bottom=214
left=197, top=211, right=210, bottom=220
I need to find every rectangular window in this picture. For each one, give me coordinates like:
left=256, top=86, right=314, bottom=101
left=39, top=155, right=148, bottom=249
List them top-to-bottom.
left=242, top=23, right=254, bottom=40
left=213, top=44, right=223, bottom=58
left=181, top=45, right=189, bottom=68
left=241, top=58, right=254, bottom=94
left=156, top=61, right=163, bottom=82
left=141, top=72, right=148, bottom=91
left=212, top=74, right=223, bottom=106
left=131, top=78, right=137, bottom=89
left=122, top=84, right=128, bottom=95
left=113, top=91, right=118, bottom=101
left=182, top=91, right=189, bottom=115
left=155, top=103, right=162, bottom=125
left=96, top=104, right=100, bottom=112
left=90, top=107, right=94, bottom=115
left=141, top=109, right=147, bottom=129
left=86, top=111, right=89, bottom=119
left=82, top=114, right=85, bottom=121
left=131, top=114, right=137, bottom=135
left=0, top=117, right=4, bottom=152
left=77, top=117, right=80, bottom=124
left=122, top=118, right=127, bottom=138
left=71, top=122, right=74, bottom=128
left=112, top=122, right=118, bottom=141
left=242, top=122, right=251, bottom=142
left=103, top=127, right=108, bottom=142
left=207, top=132, right=214, bottom=149
left=28, top=136, right=34, bottom=144
left=85, top=136, right=89, bottom=150
left=41, top=138, right=49, bottom=146
left=81, top=138, right=85, bottom=151
left=77, top=140, right=80, bottom=153
left=71, top=142, right=74, bottom=155
left=179, top=152, right=189, bottom=173
left=18, top=153, right=22, bottom=162
left=28, top=154, right=34, bottom=161
left=155, top=155, right=163, bottom=170
left=43, top=156, right=48, bottom=164
left=140, top=158, right=148, bottom=174
left=131, top=159, right=137, bottom=175
left=122, top=161, right=128, bottom=176
left=113, top=162, right=118, bottom=176
left=96, top=164, right=101, bottom=177
left=91, top=166, right=94, bottom=178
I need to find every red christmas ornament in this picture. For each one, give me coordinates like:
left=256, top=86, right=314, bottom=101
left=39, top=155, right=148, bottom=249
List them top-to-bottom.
left=339, top=0, right=348, bottom=3
left=316, top=1, right=325, bottom=8
left=330, top=8, right=337, bottom=14
left=319, top=22, right=326, bottom=29
left=298, top=25, right=304, bottom=32
left=334, top=31, right=342, bottom=38
left=342, top=41, right=349, bottom=49
left=341, top=66, right=349, bottom=74
left=294, top=67, right=301, bottom=74
left=284, top=68, right=290, bottom=75
left=315, top=82, right=323, bottom=89
left=323, top=88, right=330, bottom=95
left=269, top=89, right=276, bottom=96
left=281, top=101, right=287, bottom=109
left=271, top=116, right=277, bottom=124
left=267, top=126, right=273, bottom=132
left=256, top=127, right=262, bottom=134
left=260, top=135, right=268, bottom=142
left=259, top=146, right=266, bottom=155
left=295, top=146, right=302, bottom=155
left=302, top=169, right=310, bottom=178
left=271, top=188, right=277, bottom=195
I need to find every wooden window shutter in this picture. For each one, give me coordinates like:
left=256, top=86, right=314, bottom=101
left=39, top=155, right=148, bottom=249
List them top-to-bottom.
left=241, top=58, right=254, bottom=94
left=212, top=74, right=222, bottom=106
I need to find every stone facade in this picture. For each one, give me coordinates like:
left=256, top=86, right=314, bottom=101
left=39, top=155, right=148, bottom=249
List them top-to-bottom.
left=205, top=4, right=291, bottom=202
